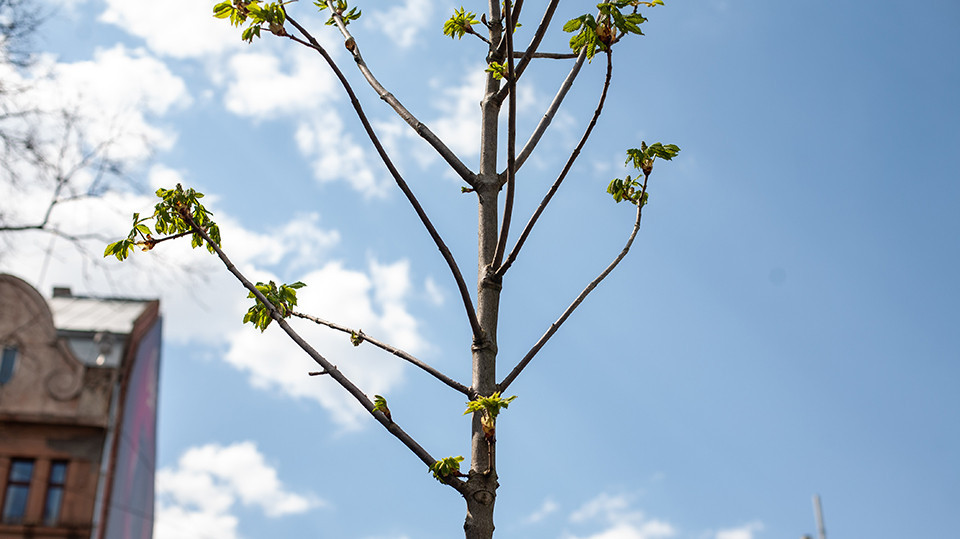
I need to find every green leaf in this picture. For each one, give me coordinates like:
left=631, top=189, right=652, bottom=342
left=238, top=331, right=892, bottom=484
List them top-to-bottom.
left=317, top=0, right=361, bottom=25
left=213, top=1, right=234, bottom=19
left=443, top=7, right=480, bottom=39
left=562, top=17, right=584, bottom=32
left=243, top=25, right=262, bottom=42
left=485, top=62, right=508, bottom=80
left=242, top=280, right=306, bottom=331
left=464, top=391, right=517, bottom=419
left=373, top=394, right=392, bottom=421
left=429, top=456, right=464, bottom=481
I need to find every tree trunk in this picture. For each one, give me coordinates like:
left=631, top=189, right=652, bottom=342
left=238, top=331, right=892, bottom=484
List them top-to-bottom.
left=464, top=6, right=504, bottom=534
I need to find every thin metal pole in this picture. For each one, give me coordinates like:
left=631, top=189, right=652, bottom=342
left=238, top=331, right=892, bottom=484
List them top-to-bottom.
left=813, top=494, right=827, bottom=539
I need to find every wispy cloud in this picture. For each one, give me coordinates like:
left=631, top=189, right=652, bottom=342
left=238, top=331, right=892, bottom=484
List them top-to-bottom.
left=98, top=0, right=241, bottom=59
left=363, top=0, right=434, bottom=48
left=154, top=441, right=322, bottom=539
left=565, top=492, right=676, bottom=539
left=523, top=498, right=559, bottom=524
left=715, top=521, right=764, bottom=539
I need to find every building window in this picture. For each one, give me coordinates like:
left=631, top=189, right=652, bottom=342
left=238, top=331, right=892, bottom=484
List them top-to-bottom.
left=0, top=346, right=16, bottom=385
left=2, top=459, right=34, bottom=524
left=42, top=461, right=67, bottom=526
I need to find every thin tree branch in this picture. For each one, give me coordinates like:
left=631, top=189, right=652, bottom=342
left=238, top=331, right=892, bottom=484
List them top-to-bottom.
left=491, top=0, right=518, bottom=269
left=494, top=0, right=560, bottom=104
left=309, top=5, right=476, bottom=186
left=283, top=18, right=485, bottom=344
left=464, top=25, right=492, bottom=45
left=512, top=48, right=587, bottom=173
left=512, top=51, right=579, bottom=59
left=496, top=53, right=612, bottom=276
left=499, top=175, right=648, bottom=392
left=184, top=214, right=468, bottom=495
left=0, top=224, right=108, bottom=243
left=292, top=311, right=475, bottom=397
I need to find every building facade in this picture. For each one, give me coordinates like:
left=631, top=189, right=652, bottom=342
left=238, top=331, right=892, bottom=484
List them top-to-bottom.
left=0, top=274, right=160, bottom=539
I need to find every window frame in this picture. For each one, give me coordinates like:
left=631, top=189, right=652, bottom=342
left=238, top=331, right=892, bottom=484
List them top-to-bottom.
left=2, top=458, right=35, bottom=524
left=42, top=460, right=68, bottom=526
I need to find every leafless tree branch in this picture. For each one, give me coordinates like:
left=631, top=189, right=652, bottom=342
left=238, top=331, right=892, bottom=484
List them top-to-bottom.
left=491, top=0, right=518, bottom=269
left=494, top=0, right=560, bottom=104
left=317, top=2, right=477, bottom=187
left=284, top=16, right=485, bottom=344
left=512, top=48, right=587, bottom=173
left=512, top=51, right=579, bottom=59
left=497, top=52, right=613, bottom=276
left=499, top=175, right=648, bottom=392
left=184, top=214, right=469, bottom=495
left=292, top=311, right=475, bottom=397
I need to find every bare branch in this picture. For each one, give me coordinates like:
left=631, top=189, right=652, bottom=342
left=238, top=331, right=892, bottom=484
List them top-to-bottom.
left=491, top=0, right=519, bottom=269
left=316, top=3, right=477, bottom=187
left=284, top=17, right=485, bottom=344
left=464, top=25, right=491, bottom=45
left=512, top=48, right=588, bottom=173
left=512, top=51, right=579, bottom=59
left=497, top=53, right=612, bottom=276
left=499, top=178, right=648, bottom=392
left=184, top=214, right=469, bottom=495
left=0, top=224, right=109, bottom=243
left=292, top=311, right=475, bottom=397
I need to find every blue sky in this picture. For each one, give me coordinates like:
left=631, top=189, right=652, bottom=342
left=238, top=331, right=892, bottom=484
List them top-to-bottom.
left=1, top=0, right=958, bottom=538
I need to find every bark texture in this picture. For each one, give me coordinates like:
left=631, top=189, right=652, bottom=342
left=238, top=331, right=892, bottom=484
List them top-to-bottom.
left=463, top=5, right=506, bottom=535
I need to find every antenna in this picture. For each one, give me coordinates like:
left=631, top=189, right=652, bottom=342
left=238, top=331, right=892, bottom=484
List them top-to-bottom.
left=813, top=494, right=827, bottom=539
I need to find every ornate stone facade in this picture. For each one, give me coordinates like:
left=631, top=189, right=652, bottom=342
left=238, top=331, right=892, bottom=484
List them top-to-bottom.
left=0, top=274, right=160, bottom=539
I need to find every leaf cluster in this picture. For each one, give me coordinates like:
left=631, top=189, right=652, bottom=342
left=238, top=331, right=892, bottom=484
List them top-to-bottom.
left=214, top=0, right=288, bottom=42
left=315, top=0, right=361, bottom=26
left=564, top=0, right=663, bottom=59
left=443, top=7, right=479, bottom=39
left=485, top=62, right=508, bottom=80
left=607, top=142, right=679, bottom=205
left=104, top=184, right=221, bottom=261
left=243, top=280, right=307, bottom=331
left=463, top=391, right=517, bottom=420
left=464, top=391, right=516, bottom=441
left=373, top=394, right=392, bottom=421
left=429, top=456, right=464, bottom=482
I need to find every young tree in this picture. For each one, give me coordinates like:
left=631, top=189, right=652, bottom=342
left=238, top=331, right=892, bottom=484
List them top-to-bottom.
left=107, top=1, right=679, bottom=537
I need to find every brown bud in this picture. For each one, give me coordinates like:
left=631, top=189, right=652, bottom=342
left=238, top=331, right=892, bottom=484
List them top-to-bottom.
left=597, top=23, right=613, bottom=46
left=344, top=37, right=356, bottom=52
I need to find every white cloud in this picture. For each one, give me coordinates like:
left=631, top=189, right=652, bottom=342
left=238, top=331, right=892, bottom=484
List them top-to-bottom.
left=99, top=0, right=241, bottom=59
left=363, top=0, right=434, bottom=48
left=210, top=29, right=389, bottom=197
left=0, top=44, right=188, bottom=173
left=223, top=48, right=337, bottom=119
left=426, top=63, right=540, bottom=169
left=430, top=67, right=484, bottom=158
left=295, top=110, right=387, bottom=197
left=424, top=276, right=445, bottom=306
left=155, top=441, right=321, bottom=539
left=570, top=492, right=633, bottom=524
left=566, top=493, right=676, bottom=539
left=524, top=498, right=559, bottom=524
left=715, top=521, right=764, bottom=539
